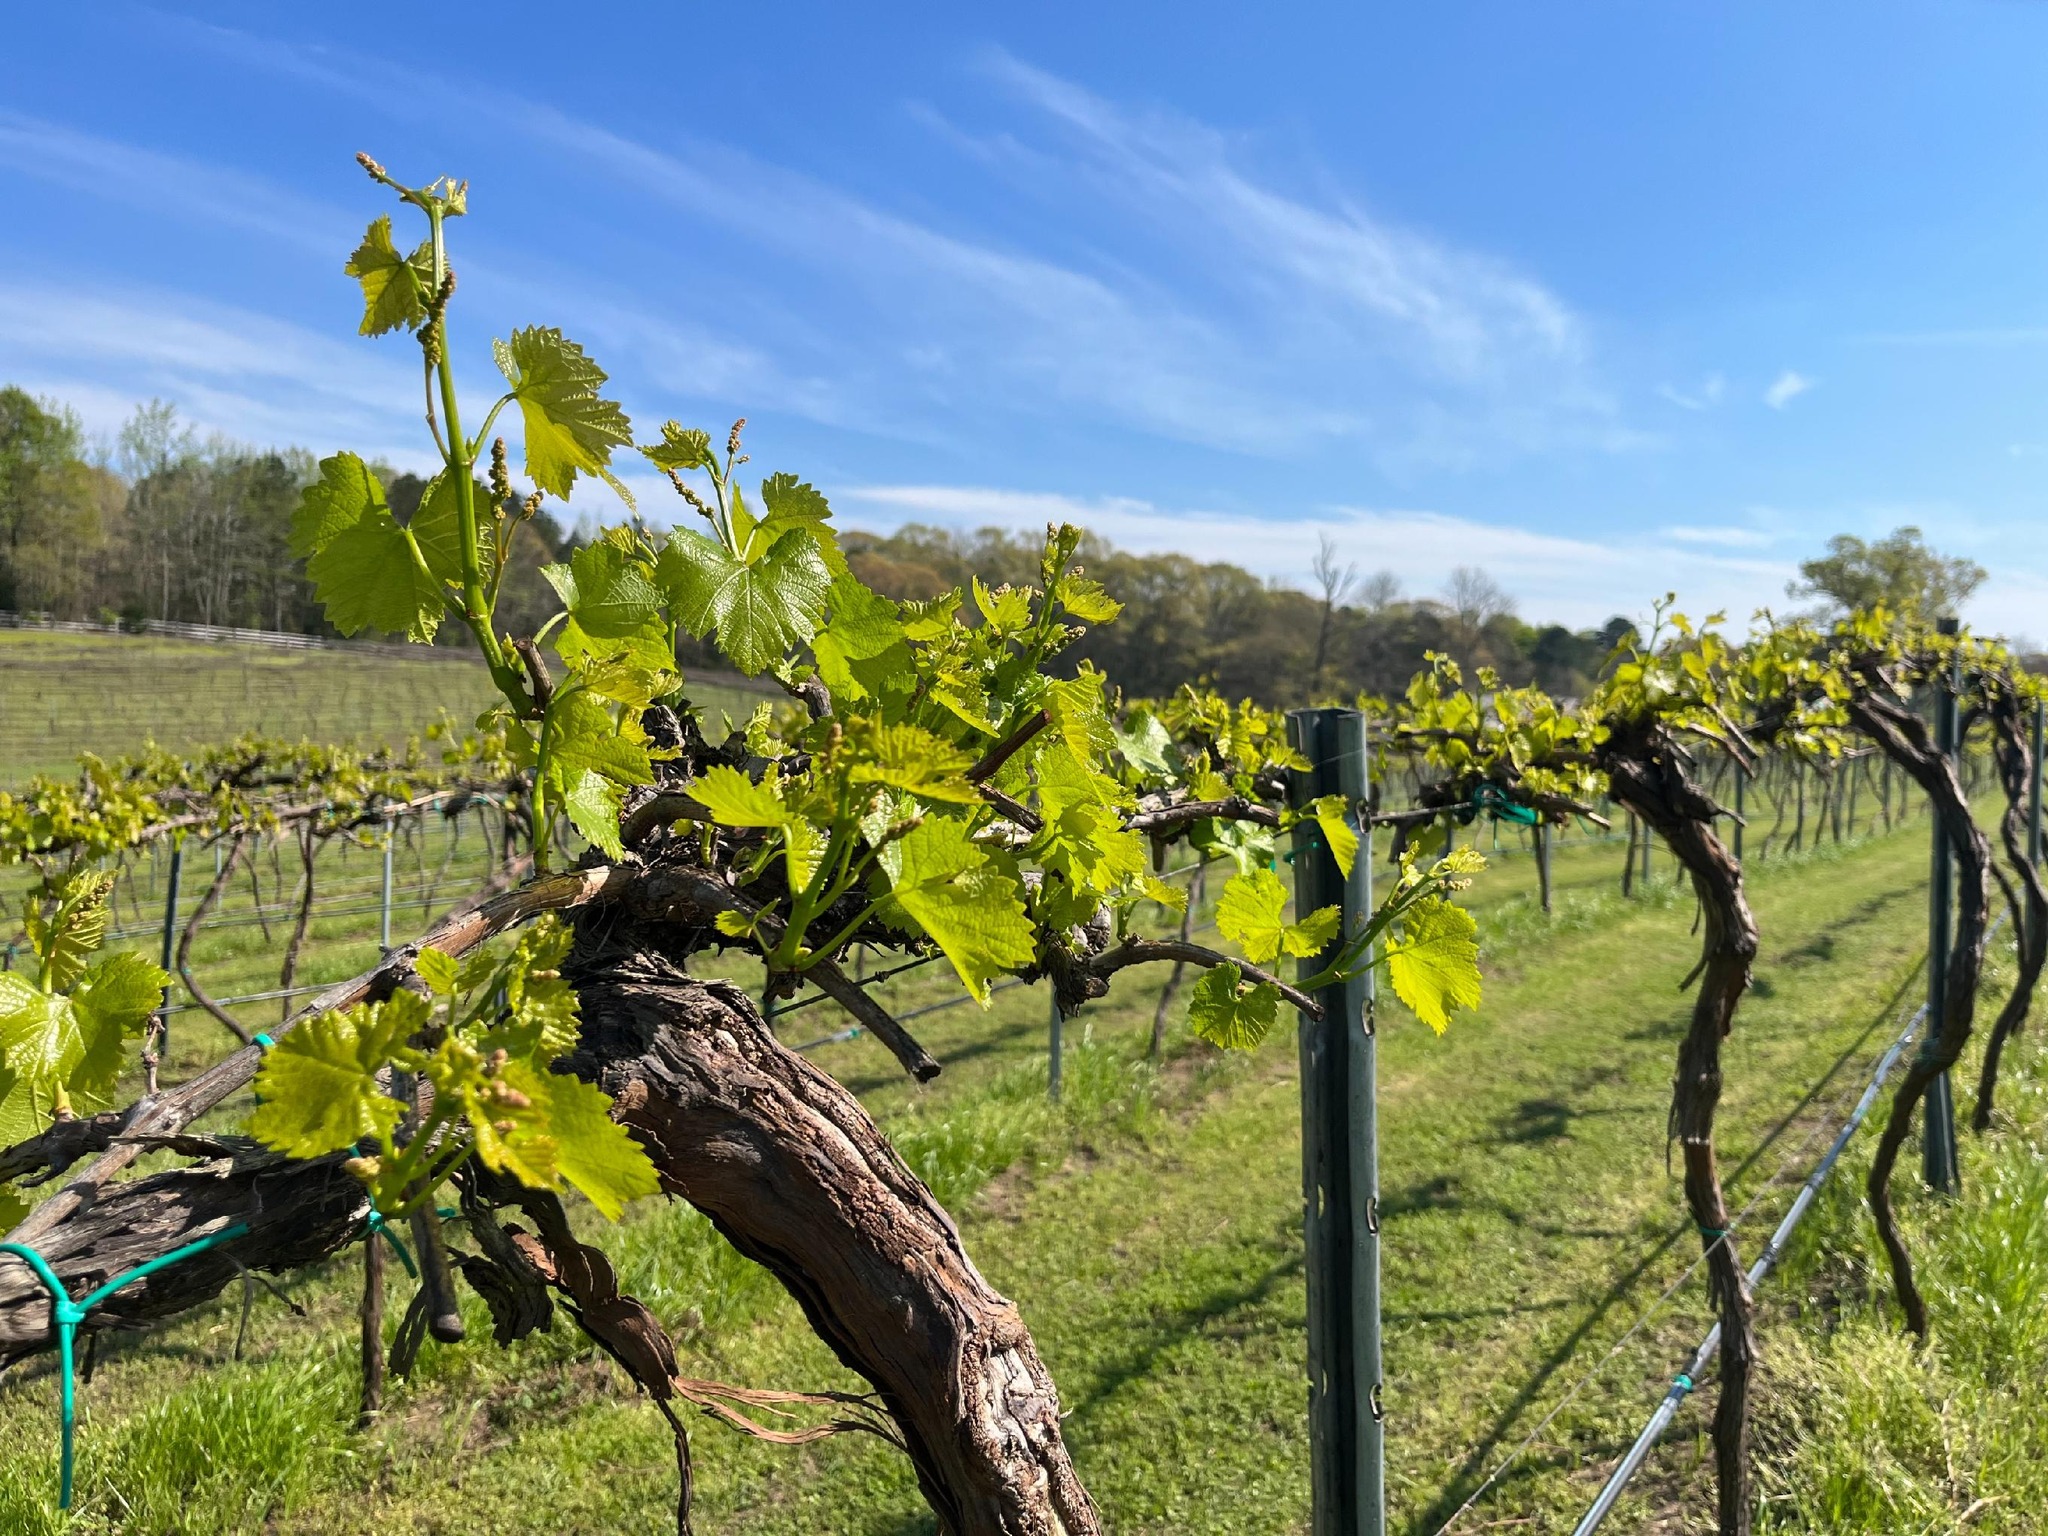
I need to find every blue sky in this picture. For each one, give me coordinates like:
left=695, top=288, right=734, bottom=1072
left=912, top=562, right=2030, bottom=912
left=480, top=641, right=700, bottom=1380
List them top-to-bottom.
left=4, top=3, right=2046, bottom=633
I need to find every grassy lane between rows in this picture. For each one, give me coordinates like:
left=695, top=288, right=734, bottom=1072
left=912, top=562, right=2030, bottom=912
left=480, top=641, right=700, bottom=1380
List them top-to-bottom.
left=3, top=813, right=2036, bottom=1534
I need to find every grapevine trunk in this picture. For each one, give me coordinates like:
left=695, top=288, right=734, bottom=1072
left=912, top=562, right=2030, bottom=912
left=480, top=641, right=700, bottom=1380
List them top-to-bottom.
left=565, top=909, right=1100, bottom=1536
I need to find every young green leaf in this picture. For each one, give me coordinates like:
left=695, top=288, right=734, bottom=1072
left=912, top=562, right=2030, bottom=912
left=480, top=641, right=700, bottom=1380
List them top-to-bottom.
left=344, top=214, right=434, bottom=337
left=493, top=327, right=634, bottom=503
left=639, top=421, right=716, bottom=473
left=291, top=453, right=444, bottom=642
left=754, top=472, right=847, bottom=575
left=656, top=526, right=831, bottom=675
left=565, top=541, right=663, bottom=639
left=1054, top=573, right=1122, bottom=624
left=690, top=764, right=792, bottom=827
left=1309, top=793, right=1360, bottom=879
left=875, top=819, right=1035, bottom=1002
left=1216, top=867, right=1340, bottom=964
left=27, top=870, right=114, bottom=992
left=1382, top=894, right=1482, bottom=1034
left=415, top=946, right=462, bottom=996
left=67, top=951, right=171, bottom=1108
left=1187, top=963, right=1281, bottom=1050
left=0, top=979, right=73, bottom=1146
left=249, top=999, right=423, bottom=1159
left=516, top=1060, right=662, bottom=1220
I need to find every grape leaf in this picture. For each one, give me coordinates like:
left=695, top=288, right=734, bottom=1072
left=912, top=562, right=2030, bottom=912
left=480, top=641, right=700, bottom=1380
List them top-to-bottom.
left=344, top=215, right=434, bottom=337
left=493, top=327, right=634, bottom=503
left=639, top=421, right=716, bottom=472
left=291, top=454, right=444, bottom=642
left=406, top=471, right=477, bottom=588
left=754, top=472, right=846, bottom=576
left=656, top=526, right=831, bottom=675
left=566, top=541, right=663, bottom=639
left=1055, top=573, right=1123, bottom=624
left=812, top=577, right=903, bottom=701
left=973, top=577, right=1034, bottom=635
left=1113, top=709, right=1176, bottom=779
left=844, top=722, right=979, bottom=805
left=690, top=764, right=791, bottom=827
left=557, top=767, right=627, bottom=860
left=1310, top=793, right=1360, bottom=879
left=875, top=819, right=1035, bottom=1002
left=1216, top=868, right=1340, bottom=964
left=27, top=870, right=114, bottom=992
left=1383, top=894, right=1482, bottom=1034
left=0, top=946, right=168, bottom=1144
left=415, top=946, right=462, bottom=996
left=67, top=951, right=170, bottom=1109
left=1187, top=963, right=1280, bottom=1051
left=0, top=978, right=73, bottom=1146
left=249, top=1000, right=421, bottom=1159
left=518, top=1060, right=662, bottom=1220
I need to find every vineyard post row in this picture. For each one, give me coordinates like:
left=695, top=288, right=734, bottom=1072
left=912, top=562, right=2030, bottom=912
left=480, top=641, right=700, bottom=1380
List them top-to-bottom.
left=117, top=795, right=503, bottom=1051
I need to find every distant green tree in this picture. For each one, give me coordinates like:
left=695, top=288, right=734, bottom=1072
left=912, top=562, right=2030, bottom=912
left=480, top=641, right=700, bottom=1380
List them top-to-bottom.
left=0, top=387, right=123, bottom=616
left=1790, top=526, right=1985, bottom=617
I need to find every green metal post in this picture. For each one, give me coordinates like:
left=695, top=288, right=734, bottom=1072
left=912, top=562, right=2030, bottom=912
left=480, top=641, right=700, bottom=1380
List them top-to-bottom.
left=1288, top=707, right=1381, bottom=1536
left=1733, top=761, right=1746, bottom=864
left=380, top=819, right=395, bottom=953
left=157, top=840, right=184, bottom=1065
left=1048, top=990, right=1064, bottom=1104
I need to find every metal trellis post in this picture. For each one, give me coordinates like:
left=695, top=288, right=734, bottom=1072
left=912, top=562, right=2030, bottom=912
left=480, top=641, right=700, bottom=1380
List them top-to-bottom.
left=1923, top=616, right=1961, bottom=1194
left=1287, top=707, right=1382, bottom=1536
left=1733, top=762, right=1745, bottom=864
left=380, top=817, right=395, bottom=953
left=157, top=839, right=184, bottom=1066
left=1048, top=991, right=1064, bottom=1104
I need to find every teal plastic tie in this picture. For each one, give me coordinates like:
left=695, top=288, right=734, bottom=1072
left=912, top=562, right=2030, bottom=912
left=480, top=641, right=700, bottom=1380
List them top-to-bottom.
left=1468, top=782, right=1540, bottom=827
left=251, top=1032, right=275, bottom=1051
left=362, top=1207, right=418, bottom=1280
left=0, top=1221, right=249, bottom=1508
left=1674, top=1372, right=1695, bottom=1393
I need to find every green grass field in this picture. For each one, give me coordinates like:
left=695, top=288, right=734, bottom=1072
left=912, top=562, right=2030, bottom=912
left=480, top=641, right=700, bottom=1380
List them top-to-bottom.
left=0, top=631, right=776, bottom=783
left=0, top=809, right=2037, bottom=1535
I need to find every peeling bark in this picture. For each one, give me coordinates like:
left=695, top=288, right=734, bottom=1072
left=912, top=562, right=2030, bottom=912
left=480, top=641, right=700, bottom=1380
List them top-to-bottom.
left=566, top=903, right=1099, bottom=1536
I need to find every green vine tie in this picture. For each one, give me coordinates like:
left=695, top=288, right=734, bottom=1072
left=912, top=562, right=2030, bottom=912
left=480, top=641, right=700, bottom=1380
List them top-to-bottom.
left=0, top=1223, right=250, bottom=1508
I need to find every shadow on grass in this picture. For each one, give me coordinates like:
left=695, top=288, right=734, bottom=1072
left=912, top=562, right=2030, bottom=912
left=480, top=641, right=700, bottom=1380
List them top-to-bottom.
left=1410, top=954, right=1925, bottom=1533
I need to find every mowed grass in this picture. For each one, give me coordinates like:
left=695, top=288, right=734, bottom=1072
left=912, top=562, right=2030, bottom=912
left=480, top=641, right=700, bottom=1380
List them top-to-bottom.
left=0, top=630, right=775, bottom=782
left=2, top=811, right=2039, bottom=1534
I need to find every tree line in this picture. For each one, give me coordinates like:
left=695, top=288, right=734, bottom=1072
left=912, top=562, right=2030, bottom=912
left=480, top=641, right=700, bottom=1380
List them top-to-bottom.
left=1, top=383, right=1991, bottom=706
left=0, top=388, right=570, bottom=640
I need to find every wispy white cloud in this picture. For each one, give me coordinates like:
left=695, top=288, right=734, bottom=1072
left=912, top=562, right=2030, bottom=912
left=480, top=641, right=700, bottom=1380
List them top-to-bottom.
left=172, top=19, right=1632, bottom=471
left=0, top=109, right=350, bottom=253
left=0, top=275, right=434, bottom=461
left=1764, top=370, right=1816, bottom=409
left=1657, top=373, right=1725, bottom=411
left=838, top=483, right=1798, bottom=629
left=1661, top=524, right=1775, bottom=548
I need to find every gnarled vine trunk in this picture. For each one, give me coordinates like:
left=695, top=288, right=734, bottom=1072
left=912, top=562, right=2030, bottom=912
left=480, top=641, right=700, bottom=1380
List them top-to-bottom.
left=1848, top=690, right=1993, bottom=1335
left=1973, top=697, right=2047, bottom=1130
left=1606, top=734, right=1759, bottom=1536
left=566, top=898, right=1099, bottom=1536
